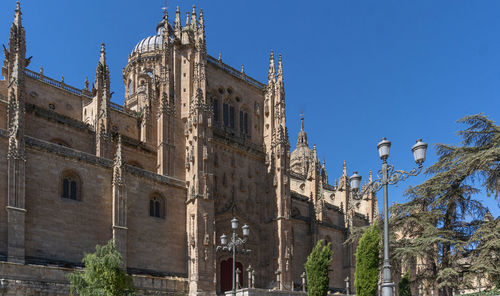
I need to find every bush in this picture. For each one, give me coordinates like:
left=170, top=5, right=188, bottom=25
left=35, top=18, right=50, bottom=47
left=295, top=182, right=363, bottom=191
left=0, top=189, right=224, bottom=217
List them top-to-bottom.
left=68, top=240, right=135, bottom=296
left=398, top=271, right=411, bottom=296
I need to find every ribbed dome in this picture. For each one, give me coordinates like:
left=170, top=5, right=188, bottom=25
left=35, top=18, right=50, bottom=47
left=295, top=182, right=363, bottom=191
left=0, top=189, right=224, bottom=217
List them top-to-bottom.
left=131, top=18, right=173, bottom=54
left=290, top=118, right=316, bottom=176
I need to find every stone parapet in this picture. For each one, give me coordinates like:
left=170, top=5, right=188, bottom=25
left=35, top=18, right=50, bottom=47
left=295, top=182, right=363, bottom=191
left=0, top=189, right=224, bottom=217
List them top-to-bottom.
left=0, top=261, right=188, bottom=295
left=229, top=288, right=307, bottom=296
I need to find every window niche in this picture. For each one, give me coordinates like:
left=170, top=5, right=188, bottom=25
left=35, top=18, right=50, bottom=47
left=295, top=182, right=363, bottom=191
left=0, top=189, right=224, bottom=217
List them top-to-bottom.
left=61, top=171, right=81, bottom=201
left=149, top=193, right=166, bottom=219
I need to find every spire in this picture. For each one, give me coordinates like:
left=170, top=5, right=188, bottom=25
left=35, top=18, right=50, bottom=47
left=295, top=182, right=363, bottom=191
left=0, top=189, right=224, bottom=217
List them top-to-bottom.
left=8, top=0, right=25, bottom=62
left=14, top=2, right=22, bottom=28
left=191, top=5, right=197, bottom=29
left=174, top=6, right=181, bottom=36
left=198, top=9, right=205, bottom=38
left=185, top=12, right=190, bottom=27
left=99, top=43, right=106, bottom=66
left=267, top=51, right=276, bottom=85
left=277, top=54, right=284, bottom=87
left=296, top=117, right=308, bottom=147
left=322, top=160, right=326, bottom=170
left=342, top=160, right=347, bottom=176
left=369, top=170, right=373, bottom=183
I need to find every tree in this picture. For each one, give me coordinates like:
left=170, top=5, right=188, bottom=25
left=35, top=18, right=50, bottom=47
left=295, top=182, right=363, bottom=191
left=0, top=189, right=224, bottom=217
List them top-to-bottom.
left=390, top=114, right=500, bottom=296
left=469, top=215, right=500, bottom=288
left=354, top=222, right=380, bottom=296
left=68, top=240, right=135, bottom=296
left=305, top=240, right=333, bottom=296
left=398, top=271, right=411, bottom=296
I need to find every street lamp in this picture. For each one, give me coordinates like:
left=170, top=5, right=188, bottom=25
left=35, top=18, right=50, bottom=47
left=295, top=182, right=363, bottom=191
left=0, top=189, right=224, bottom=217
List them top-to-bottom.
left=350, top=138, right=428, bottom=296
left=217, top=218, right=251, bottom=296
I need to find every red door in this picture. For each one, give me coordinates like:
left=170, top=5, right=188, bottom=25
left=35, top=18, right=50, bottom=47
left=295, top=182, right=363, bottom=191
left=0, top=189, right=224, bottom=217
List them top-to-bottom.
left=220, top=258, right=244, bottom=293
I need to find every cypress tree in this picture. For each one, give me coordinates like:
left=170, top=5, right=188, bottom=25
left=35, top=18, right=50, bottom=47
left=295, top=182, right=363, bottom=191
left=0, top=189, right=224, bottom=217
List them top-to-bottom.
left=354, top=222, right=381, bottom=296
left=305, top=240, right=333, bottom=296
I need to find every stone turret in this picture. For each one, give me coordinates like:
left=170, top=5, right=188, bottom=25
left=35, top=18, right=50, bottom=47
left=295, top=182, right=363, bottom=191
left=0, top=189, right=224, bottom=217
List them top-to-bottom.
left=5, top=1, right=27, bottom=264
left=94, top=43, right=111, bottom=157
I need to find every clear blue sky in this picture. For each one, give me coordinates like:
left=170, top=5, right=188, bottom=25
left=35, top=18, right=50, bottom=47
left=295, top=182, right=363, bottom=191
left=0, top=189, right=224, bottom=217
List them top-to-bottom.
left=2, top=1, right=499, bottom=217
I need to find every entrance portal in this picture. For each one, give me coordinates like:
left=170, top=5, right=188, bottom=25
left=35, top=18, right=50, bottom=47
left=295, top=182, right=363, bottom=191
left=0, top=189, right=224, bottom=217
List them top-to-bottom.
left=220, top=258, right=244, bottom=293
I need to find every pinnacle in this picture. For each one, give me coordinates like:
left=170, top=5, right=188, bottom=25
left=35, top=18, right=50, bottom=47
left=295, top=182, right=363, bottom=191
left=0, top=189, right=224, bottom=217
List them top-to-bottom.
left=99, top=43, right=106, bottom=64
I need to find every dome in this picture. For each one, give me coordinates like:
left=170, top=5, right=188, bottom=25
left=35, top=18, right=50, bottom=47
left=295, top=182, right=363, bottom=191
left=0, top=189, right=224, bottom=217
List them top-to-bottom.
left=131, top=18, right=173, bottom=54
left=132, top=34, right=164, bottom=54
left=290, top=118, right=317, bottom=176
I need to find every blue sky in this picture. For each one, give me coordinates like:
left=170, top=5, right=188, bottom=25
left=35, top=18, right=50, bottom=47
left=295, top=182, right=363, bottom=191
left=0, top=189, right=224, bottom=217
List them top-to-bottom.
left=1, top=1, right=499, bottom=217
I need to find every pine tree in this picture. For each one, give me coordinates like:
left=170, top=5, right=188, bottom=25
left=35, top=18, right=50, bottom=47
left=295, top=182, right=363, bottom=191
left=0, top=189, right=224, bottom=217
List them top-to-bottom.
left=390, top=114, right=500, bottom=296
left=469, top=215, right=500, bottom=288
left=354, top=222, right=381, bottom=296
left=68, top=240, right=136, bottom=296
left=305, top=240, right=333, bottom=296
left=398, top=272, right=411, bottom=296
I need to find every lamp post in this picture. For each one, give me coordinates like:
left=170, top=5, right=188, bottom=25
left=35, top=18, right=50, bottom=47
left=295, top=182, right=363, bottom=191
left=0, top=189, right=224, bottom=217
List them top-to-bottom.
left=349, top=138, right=428, bottom=296
left=216, top=218, right=251, bottom=296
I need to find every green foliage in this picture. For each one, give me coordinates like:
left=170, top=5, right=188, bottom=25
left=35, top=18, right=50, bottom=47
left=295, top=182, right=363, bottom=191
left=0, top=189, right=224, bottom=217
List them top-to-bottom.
left=390, top=114, right=500, bottom=296
left=469, top=216, right=500, bottom=288
left=354, top=222, right=381, bottom=296
left=68, top=240, right=135, bottom=296
left=305, top=240, right=333, bottom=296
left=398, top=272, right=411, bottom=296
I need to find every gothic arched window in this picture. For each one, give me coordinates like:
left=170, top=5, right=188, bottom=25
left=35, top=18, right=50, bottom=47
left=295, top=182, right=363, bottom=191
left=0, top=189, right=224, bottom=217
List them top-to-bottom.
left=128, top=79, right=133, bottom=96
left=212, top=97, right=219, bottom=123
left=239, top=109, right=250, bottom=137
left=61, top=171, right=81, bottom=201
left=149, top=194, right=165, bottom=218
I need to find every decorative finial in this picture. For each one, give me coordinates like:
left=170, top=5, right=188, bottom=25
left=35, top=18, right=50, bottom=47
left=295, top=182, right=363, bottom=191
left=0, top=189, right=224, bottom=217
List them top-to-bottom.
left=162, top=0, right=168, bottom=19
left=14, top=1, right=22, bottom=26
left=191, top=5, right=197, bottom=28
left=174, top=6, right=181, bottom=33
left=186, top=11, right=190, bottom=25
left=100, top=43, right=106, bottom=64
left=267, top=50, right=276, bottom=82
left=218, top=52, right=222, bottom=61
left=241, top=65, right=245, bottom=74
left=39, top=66, right=44, bottom=76
left=61, top=75, right=64, bottom=84
left=84, top=77, right=89, bottom=90
left=300, top=112, right=304, bottom=131
left=343, top=160, right=347, bottom=175
left=369, top=170, right=373, bottom=182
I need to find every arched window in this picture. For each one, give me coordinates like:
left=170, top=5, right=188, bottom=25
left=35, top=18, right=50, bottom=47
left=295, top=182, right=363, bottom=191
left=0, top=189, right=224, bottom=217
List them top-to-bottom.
left=128, top=79, right=133, bottom=96
left=212, top=97, right=219, bottom=123
left=239, top=109, right=250, bottom=138
left=61, top=171, right=81, bottom=201
left=149, top=194, right=165, bottom=218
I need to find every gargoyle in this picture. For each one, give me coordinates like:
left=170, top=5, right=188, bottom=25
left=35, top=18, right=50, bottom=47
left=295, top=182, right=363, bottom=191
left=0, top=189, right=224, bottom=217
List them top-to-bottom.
left=2, top=44, right=9, bottom=60
left=25, top=56, right=32, bottom=67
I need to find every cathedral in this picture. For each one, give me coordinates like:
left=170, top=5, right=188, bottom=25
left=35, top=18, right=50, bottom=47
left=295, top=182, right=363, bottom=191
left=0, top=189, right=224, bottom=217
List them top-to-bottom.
left=0, top=3, right=378, bottom=295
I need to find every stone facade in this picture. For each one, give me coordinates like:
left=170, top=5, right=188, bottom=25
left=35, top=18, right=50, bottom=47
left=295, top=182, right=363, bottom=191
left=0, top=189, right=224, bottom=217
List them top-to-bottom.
left=0, top=3, right=377, bottom=295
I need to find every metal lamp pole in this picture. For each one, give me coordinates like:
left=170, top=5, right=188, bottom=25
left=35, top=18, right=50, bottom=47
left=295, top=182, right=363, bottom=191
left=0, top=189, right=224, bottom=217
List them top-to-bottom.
left=349, top=138, right=428, bottom=296
left=216, top=218, right=251, bottom=296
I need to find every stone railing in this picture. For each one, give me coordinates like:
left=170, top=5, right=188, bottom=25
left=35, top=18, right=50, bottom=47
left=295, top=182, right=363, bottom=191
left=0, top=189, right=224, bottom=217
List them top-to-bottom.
left=207, top=55, right=266, bottom=90
left=24, top=69, right=91, bottom=98
left=212, top=123, right=264, bottom=154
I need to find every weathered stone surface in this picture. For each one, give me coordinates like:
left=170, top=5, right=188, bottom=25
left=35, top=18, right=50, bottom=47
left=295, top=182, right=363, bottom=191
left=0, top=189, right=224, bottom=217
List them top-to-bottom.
left=0, top=3, right=376, bottom=296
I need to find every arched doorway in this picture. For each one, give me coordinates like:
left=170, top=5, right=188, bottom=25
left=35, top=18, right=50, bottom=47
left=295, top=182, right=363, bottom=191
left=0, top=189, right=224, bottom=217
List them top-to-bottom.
left=220, top=258, right=244, bottom=293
